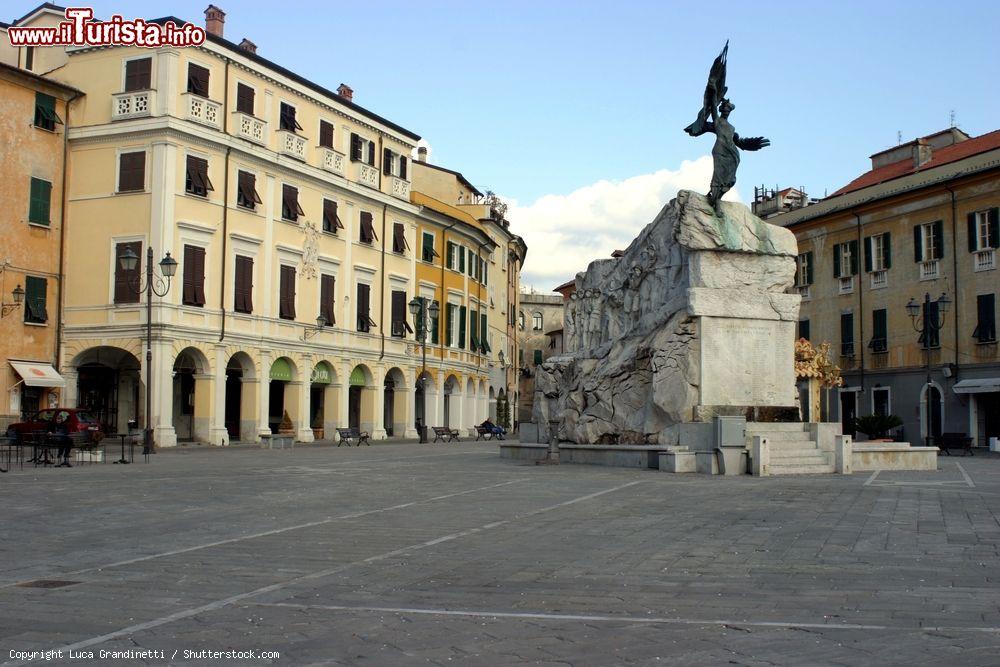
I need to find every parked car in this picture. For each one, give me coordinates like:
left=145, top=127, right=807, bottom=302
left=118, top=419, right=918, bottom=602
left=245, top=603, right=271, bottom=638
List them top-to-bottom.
left=5, top=408, right=104, bottom=444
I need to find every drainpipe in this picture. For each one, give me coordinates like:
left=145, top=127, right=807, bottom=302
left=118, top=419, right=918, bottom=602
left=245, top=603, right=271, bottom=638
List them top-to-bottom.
left=218, top=58, right=231, bottom=342
left=55, top=89, right=84, bottom=373
left=944, top=184, right=960, bottom=371
left=378, top=202, right=387, bottom=360
left=854, top=212, right=864, bottom=397
left=437, top=218, right=459, bottom=374
left=474, top=238, right=492, bottom=371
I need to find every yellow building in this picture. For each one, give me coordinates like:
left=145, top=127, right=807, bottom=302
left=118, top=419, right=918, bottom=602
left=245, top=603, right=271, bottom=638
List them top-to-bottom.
left=2, top=4, right=529, bottom=445
left=0, top=62, right=81, bottom=429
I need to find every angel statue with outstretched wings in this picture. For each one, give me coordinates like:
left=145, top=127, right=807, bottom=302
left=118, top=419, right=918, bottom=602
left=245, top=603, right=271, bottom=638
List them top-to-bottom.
left=684, top=41, right=770, bottom=214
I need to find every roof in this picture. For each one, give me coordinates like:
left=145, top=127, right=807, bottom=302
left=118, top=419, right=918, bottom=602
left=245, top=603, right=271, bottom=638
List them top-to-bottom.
left=11, top=2, right=64, bottom=25
left=0, top=60, right=85, bottom=96
left=832, top=129, right=1000, bottom=196
left=412, top=160, right=481, bottom=196
left=411, top=192, right=495, bottom=248
left=552, top=278, right=576, bottom=295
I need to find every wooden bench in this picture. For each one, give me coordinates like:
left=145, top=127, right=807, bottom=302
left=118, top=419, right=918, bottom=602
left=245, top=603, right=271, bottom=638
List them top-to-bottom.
left=475, top=425, right=505, bottom=441
left=432, top=426, right=460, bottom=443
left=336, top=427, right=370, bottom=447
left=936, top=432, right=973, bottom=456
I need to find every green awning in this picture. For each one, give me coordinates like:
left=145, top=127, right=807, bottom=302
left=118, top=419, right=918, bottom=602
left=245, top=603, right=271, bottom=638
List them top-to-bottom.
left=270, top=358, right=293, bottom=381
left=311, top=362, right=332, bottom=385
left=349, top=367, right=367, bottom=386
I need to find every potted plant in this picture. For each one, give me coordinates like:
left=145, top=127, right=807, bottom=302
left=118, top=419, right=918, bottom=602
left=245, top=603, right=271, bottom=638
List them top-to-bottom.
left=278, top=410, right=294, bottom=435
left=852, top=414, right=903, bottom=441
left=311, top=416, right=324, bottom=441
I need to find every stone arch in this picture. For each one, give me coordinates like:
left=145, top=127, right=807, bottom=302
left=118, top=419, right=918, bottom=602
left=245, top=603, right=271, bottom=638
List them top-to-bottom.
left=66, top=344, right=142, bottom=434
left=172, top=346, right=213, bottom=443
left=224, top=351, right=259, bottom=442
left=267, top=356, right=300, bottom=434
left=308, top=360, right=338, bottom=440
left=348, top=363, right=377, bottom=433
left=383, top=366, right=408, bottom=437
left=443, top=374, right=461, bottom=429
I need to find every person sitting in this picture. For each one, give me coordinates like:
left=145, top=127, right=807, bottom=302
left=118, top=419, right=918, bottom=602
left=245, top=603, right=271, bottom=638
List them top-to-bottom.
left=53, top=411, right=73, bottom=467
left=479, top=419, right=506, bottom=437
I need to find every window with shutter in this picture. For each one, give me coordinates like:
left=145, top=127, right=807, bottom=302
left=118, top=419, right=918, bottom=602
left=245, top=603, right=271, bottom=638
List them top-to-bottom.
left=124, top=58, right=151, bottom=92
left=187, top=63, right=210, bottom=97
left=236, top=83, right=255, bottom=115
left=33, top=92, right=61, bottom=131
left=279, top=102, right=303, bottom=132
left=319, top=120, right=334, bottom=148
left=350, top=133, right=362, bottom=161
left=383, top=148, right=393, bottom=176
left=118, top=152, right=145, bottom=192
left=399, top=155, right=407, bottom=180
left=185, top=156, right=214, bottom=197
left=236, top=171, right=262, bottom=210
left=28, top=178, right=52, bottom=225
left=281, top=184, right=303, bottom=221
left=322, top=199, right=343, bottom=234
left=970, top=210, right=1000, bottom=252
left=360, top=212, right=377, bottom=244
left=392, top=223, right=408, bottom=254
left=422, top=233, right=438, bottom=263
left=114, top=241, right=141, bottom=304
left=447, top=242, right=456, bottom=269
left=182, top=245, right=206, bottom=307
left=459, top=246, right=466, bottom=273
left=234, top=255, right=253, bottom=313
left=279, top=265, right=296, bottom=320
left=320, top=274, right=336, bottom=326
left=23, top=276, right=47, bottom=324
left=356, top=283, right=373, bottom=332
left=390, top=290, right=412, bottom=337
left=973, top=294, right=996, bottom=343
left=431, top=300, right=440, bottom=344
left=445, top=303, right=455, bottom=346
left=458, top=305, right=466, bottom=349
left=469, top=307, right=479, bottom=350
left=868, top=309, right=887, bottom=352
left=840, top=312, right=854, bottom=356
left=480, top=313, right=489, bottom=353
left=798, top=319, right=810, bottom=341
left=533, top=349, right=543, bottom=365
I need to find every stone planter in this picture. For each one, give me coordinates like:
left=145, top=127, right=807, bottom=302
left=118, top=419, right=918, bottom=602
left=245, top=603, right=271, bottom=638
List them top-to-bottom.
left=312, top=428, right=324, bottom=440
left=74, top=450, right=104, bottom=463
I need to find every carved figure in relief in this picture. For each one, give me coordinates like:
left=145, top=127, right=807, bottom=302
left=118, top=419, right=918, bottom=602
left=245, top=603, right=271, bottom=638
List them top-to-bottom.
left=587, top=290, right=603, bottom=347
left=564, top=293, right=578, bottom=351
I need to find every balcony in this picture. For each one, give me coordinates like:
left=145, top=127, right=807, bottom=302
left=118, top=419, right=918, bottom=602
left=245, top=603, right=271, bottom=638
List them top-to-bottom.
left=111, top=90, right=155, bottom=120
left=184, top=93, right=221, bottom=129
left=233, top=111, right=266, bottom=145
left=277, top=130, right=306, bottom=160
left=321, top=147, right=345, bottom=175
left=357, top=163, right=378, bottom=188
left=391, top=176, right=411, bottom=201
left=974, top=249, right=996, bottom=272
left=919, top=259, right=939, bottom=281
left=869, top=270, right=888, bottom=290
left=838, top=276, right=854, bottom=295
left=797, top=285, right=811, bottom=300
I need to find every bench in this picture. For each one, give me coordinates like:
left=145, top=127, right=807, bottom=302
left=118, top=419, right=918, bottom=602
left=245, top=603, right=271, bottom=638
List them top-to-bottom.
left=475, top=425, right=505, bottom=441
left=432, top=426, right=460, bottom=443
left=336, top=427, right=370, bottom=447
left=936, top=432, right=973, bottom=456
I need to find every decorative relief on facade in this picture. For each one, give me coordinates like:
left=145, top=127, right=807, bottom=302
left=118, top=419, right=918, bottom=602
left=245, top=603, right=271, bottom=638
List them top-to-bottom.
left=301, top=222, right=319, bottom=280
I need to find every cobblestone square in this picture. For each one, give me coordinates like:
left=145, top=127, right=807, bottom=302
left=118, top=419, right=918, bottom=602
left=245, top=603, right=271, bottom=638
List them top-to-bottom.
left=2, top=444, right=999, bottom=665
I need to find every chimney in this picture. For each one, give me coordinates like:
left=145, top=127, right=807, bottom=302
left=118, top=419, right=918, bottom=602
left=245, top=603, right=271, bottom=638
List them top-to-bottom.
left=204, top=5, right=225, bottom=38
left=238, top=38, right=257, bottom=54
left=336, top=83, right=353, bottom=102
left=912, top=139, right=933, bottom=169
left=416, top=146, right=428, bottom=163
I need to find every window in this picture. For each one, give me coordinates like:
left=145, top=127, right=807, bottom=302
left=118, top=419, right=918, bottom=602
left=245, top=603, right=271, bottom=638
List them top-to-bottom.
left=24, top=46, right=33, bottom=71
left=124, top=58, right=151, bottom=92
left=187, top=63, right=210, bottom=97
left=235, top=83, right=254, bottom=115
left=33, top=92, right=61, bottom=131
left=279, top=102, right=302, bottom=132
left=319, top=120, right=334, bottom=149
left=349, top=133, right=375, bottom=165
left=382, top=148, right=408, bottom=178
left=118, top=152, right=145, bottom=192
left=185, top=156, right=214, bottom=197
left=236, top=171, right=262, bottom=210
left=28, top=177, right=52, bottom=225
left=281, top=184, right=303, bottom=222
left=322, top=199, right=344, bottom=234
left=968, top=209, right=1000, bottom=252
left=359, top=212, right=377, bottom=244
left=914, top=221, right=944, bottom=262
left=391, top=223, right=409, bottom=254
left=422, top=232, right=439, bottom=263
left=864, top=232, right=891, bottom=272
left=114, top=241, right=141, bottom=304
left=446, top=241, right=457, bottom=270
left=833, top=241, right=858, bottom=278
left=182, top=245, right=206, bottom=307
left=459, top=246, right=466, bottom=273
left=234, top=255, right=253, bottom=314
left=278, top=265, right=296, bottom=320
left=319, top=274, right=336, bottom=326
left=23, top=276, right=47, bottom=324
left=356, top=283, right=374, bottom=332
left=390, top=290, right=413, bottom=337
left=973, top=294, right=996, bottom=343
left=918, top=301, right=940, bottom=349
left=445, top=304, right=456, bottom=346
left=458, top=305, right=467, bottom=349
left=470, top=306, right=479, bottom=351
left=868, top=308, right=887, bottom=353
left=518, top=311, right=525, bottom=330
left=480, top=312, right=490, bottom=353
left=532, top=312, right=543, bottom=331
left=840, top=312, right=854, bottom=357
left=797, top=319, right=810, bottom=341
left=533, top=349, right=543, bottom=365
left=873, top=387, right=890, bottom=417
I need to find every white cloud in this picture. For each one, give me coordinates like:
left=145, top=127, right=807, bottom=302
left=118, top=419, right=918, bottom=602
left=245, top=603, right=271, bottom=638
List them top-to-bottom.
left=506, top=156, right=742, bottom=291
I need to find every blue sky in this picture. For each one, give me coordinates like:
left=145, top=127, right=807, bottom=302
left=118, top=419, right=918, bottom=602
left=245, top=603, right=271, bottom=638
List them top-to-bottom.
left=33, top=0, right=1000, bottom=287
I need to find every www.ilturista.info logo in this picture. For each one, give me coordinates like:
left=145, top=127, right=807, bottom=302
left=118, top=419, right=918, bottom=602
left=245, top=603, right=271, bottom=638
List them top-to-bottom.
left=7, top=8, right=206, bottom=48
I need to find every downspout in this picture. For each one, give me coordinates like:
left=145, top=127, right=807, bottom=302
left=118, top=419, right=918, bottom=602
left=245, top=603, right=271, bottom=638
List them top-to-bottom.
left=218, top=58, right=231, bottom=342
left=55, top=89, right=84, bottom=373
left=944, top=184, right=959, bottom=370
left=378, top=202, right=387, bottom=360
left=854, top=212, right=864, bottom=396
left=437, top=218, right=459, bottom=373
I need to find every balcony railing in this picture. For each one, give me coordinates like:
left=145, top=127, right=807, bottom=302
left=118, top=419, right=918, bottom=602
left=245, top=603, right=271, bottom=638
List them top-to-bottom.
left=111, top=90, right=155, bottom=120
left=184, top=93, right=221, bottom=128
left=234, top=111, right=266, bottom=145
left=277, top=130, right=306, bottom=160
left=321, top=147, right=346, bottom=175
left=357, top=163, right=378, bottom=188
left=391, top=176, right=411, bottom=201
left=974, top=249, right=996, bottom=272
left=919, top=259, right=939, bottom=280
left=869, top=270, right=888, bottom=290
left=838, top=276, right=854, bottom=295
left=797, top=285, right=811, bottom=300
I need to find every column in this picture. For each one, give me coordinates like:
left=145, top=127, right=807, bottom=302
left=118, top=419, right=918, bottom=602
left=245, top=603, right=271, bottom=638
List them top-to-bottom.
left=151, top=342, right=176, bottom=448
left=210, top=345, right=229, bottom=446
left=257, top=351, right=272, bottom=438
left=61, top=368, right=79, bottom=408
left=404, top=369, right=419, bottom=439
left=192, top=372, right=215, bottom=444
left=241, top=378, right=260, bottom=443
left=293, top=379, right=313, bottom=442
left=323, top=382, right=341, bottom=437
left=369, top=385, right=385, bottom=440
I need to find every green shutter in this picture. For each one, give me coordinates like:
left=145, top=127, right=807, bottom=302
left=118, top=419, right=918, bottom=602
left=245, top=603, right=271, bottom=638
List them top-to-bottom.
left=28, top=178, right=51, bottom=225
left=990, top=209, right=1000, bottom=250
left=968, top=212, right=979, bottom=252
left=932, top=220, right=944, bottom=259
left=913, top=225, right=923, bottom=262
left=883, top=232, right=891, bottom=269
left=864, top=237, right=872, bottom=273
left=849, top=240, right=859, bottom=275
left=833, top=243, right=841, bottom=278
left=459, top=246, right=466, bottom=273
left=24, top=276, right=47, bottom=323
left=431, top=300, right=440, bottom=344
left=445, top=303, right=454, bottom=346
left=458, top=305, right=466, bottom=349
left=469, top=307, right=478, bottom=348
left=481, top=313, right=488, bottom=352
left=533, top=349, right=542, bottom=365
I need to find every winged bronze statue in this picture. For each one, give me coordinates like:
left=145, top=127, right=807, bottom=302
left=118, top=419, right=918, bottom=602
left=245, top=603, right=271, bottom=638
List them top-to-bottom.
left=684, top=41, right=770, bottom=214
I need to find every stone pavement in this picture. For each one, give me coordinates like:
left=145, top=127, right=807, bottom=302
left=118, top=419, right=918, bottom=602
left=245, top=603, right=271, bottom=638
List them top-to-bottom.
left=1, top=443, right=998, bottom=666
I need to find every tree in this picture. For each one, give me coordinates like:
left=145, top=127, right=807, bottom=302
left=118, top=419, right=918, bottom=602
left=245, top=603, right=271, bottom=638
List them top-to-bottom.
left=795, top=339, right=843, bottom=421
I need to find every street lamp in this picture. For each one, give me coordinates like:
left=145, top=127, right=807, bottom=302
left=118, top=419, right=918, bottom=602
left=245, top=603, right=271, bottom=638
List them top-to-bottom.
left=119, top=246, right=177, bottom=460
left=1, top=283, right=25, bottom=318
left=906, top=291, right=950, bottom=448
left=409, top=296, right=439, bottom=443
left=301, top=315, right=327, bottom=340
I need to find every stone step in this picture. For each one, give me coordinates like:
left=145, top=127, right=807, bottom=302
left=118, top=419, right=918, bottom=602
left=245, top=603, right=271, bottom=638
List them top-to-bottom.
left=747, top=422, right=810, bottom=433
left=752, top=434, right=814, bottom=446
left=767, top=439, right=819, bottom=450
left=768, top=454, right=831, bottom=466
left=769, top=463, right=836, bottom=475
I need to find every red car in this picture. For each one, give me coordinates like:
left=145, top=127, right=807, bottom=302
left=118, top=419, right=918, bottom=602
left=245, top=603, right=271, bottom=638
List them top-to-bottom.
left=5, top=408, right=104, bottom=444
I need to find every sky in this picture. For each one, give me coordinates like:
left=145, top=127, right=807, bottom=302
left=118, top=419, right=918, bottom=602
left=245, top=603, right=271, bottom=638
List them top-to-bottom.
left=25, top=0, right=1000, bottom=290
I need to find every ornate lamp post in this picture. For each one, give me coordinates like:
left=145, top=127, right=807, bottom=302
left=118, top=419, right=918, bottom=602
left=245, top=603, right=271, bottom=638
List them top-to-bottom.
left=118, top=246, right=177, bottom=459
left=1, top=283, right=25, bottom=318
left=906, top=291, right=951, bottom=448
left=408, top=296, right=439, bottom=443
left=301, top=315, right=327, bottom=341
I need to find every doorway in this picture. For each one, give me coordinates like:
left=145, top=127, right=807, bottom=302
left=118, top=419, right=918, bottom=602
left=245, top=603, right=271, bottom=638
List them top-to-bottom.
left=348, top=386, right=362, bottom=429
left=840, top=390, right=857, bottom=437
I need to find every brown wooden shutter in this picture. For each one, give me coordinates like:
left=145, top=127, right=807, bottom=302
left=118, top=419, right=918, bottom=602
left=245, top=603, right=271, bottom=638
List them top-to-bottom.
left=124, top=58, right=151, bottom=92
left=187, top=63, right=209, bottom=97
left=236, top=83, right=254, bottom=115
left=319, top=121, right=334, bottom=148
left=350, top=133, right=362, bottom=161
left=367, top=140, right=375, bottom=166
left=383, top=148, right=393, bottom=175
left=119, top=152, right=145, bottom=192
left=399, top=155, right=407, bottom=180
left=185, top=156, right=213, bottom=196
left=237, top=171, right=261, bottom=208
left=282, top=184, right=302, bottom=221
left=323, top=199, right=338, bottom=233
left=360, top=212, right=377, bottom=243
left=392, top=223, right=406, bottom=253
left=114, top=241, right=141, bottom=304
left=182, top=245, right=206, bottom=307
left=234, top=255, right=253, bottom=313
left=279, top=265, right=296, bottom=319
left=320, top=274, right=335, bottom=325
left=357, top=283, right=371, bottom=331
left=391, top=290, right=405, bottom=336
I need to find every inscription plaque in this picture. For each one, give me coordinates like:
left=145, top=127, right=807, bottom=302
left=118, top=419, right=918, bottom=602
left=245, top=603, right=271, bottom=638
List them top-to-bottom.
left=699, top=316, right=794, bottom=407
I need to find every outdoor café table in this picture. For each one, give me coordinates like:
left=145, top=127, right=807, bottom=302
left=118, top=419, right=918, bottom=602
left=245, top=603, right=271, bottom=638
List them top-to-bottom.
left=107, top=433, right=135, bottom=464
left=0, top=435, right=15, bottom=472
